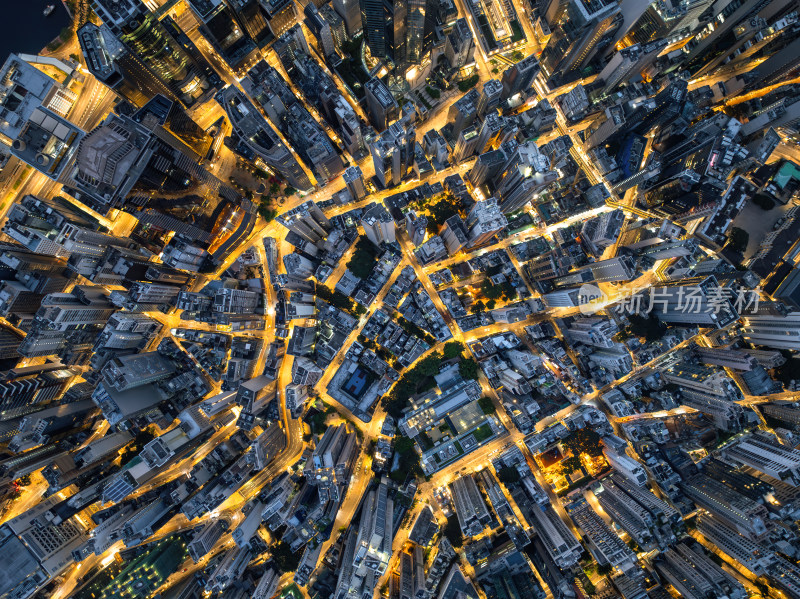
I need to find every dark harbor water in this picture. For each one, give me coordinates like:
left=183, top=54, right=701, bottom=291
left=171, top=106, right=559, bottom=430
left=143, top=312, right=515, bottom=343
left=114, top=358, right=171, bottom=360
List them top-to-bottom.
left=0, top=0, right=72, bottom=63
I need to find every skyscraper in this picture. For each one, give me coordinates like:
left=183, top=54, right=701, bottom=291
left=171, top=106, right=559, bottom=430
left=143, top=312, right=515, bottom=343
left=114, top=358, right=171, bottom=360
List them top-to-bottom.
left=89, top=0, right=214, bottom=107
left=333, top=0, right=363, bottom=37
left=360, top=0, right=389, bottom=58
left=405, top=0, right=437, bottom=65
left=539, top=0, right=621, bottom=85
left=500, top=55, right=540, bottom=102
left=365, top=77, right=400, bottom=131
left=369, top=112, right=416, bottom=187
left=361, top=202, right=396, bottom=246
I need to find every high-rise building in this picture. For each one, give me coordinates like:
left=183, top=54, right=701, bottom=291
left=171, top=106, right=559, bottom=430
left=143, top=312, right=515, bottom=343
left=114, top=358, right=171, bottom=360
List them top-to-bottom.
left=89, top=0, right=214, bottom=107
left=188, top=0, right=259, bottom=74
left=228, top=0, right=273, bottom=46
left=261, top=0, right=299, bottom=38
left=333, top=0, right=362, bottom=36
left=360, top=0, right=408, bottom=60
left=405, top=0, right=436, bottom=66
left=539, top=0, right=620, bottom=85
left=445, top=18, right=474, bottom=69
left=0, top=54, right=77, bottom=141
left=500, top=55, right=540, bottom=102
left=365, top=77, right=400, bottom=132
left=477, top=79, right=503, bottom=116
left=218, top=85, right=312, bottom=191
left=447, top=89, right=479, bottom=138
left=9, top=106, right=85, bottom=182
left=369, top=112, right=416, bottom=188
left=451, top=124, right=480, bottom=163
left=493, top=141, right=557, bottom=213
left=343, top=165, right=367, bottom=200
left=465, top=198, right=507, bottom=248
left=277, top=200, right=331, bottom=244
left=361, top=202, right=396, bottom=246
left=440, top=214, right=469, bottom=255
left=647, top=276, right=738, bottom=329
left=31, top=286, right=116, bottom=333
left=741, top=307, right=800, bottom=351
left=761, top=401, right=800, bottom=429
left=304, top=423, right=358, bottom=501
left=722, top=432, right=800, bottom=486
left=681, top=473, right=769, bottom=539
left=449, top=475, right=492, bottom=536
left=352, top=481, right=394, bottom=578
left=0, top=495, right=89, bottom=599
left=566, top=497, right=638, bottom=571
left=528, top=505, right=583, bottom=568
left=696, top=513, right=774, bottom=577
left=655, top=542, right=747, bottom=599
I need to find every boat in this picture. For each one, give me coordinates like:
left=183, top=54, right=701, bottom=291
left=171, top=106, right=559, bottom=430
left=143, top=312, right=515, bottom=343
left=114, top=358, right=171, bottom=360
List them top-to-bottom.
left=44, top=4, right=55, bottom=16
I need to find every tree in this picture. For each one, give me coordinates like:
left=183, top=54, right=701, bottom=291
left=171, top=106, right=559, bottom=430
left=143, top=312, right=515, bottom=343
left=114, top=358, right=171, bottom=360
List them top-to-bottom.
left=458, top=74, right=479, bottom=93
left=425, top=85, right=441, bottom=99
left=751, top=194, right=774, bottom=210
left=728, top=227, right=749, bottom=253
left=348, top=238, right=378, bottom=279
left=481, top=279, right=503, bottom=300
left=486, top=299, right=496, bottom=310
left=470, top=300, right=486, bottom=314
left=355, top=303, right=367, bottom=316
left=627, top=313, right=666, bottom=342
left=442, top=341, right=465, bottom=359
left=417, top=353, right=443, bottom=376
left=459, top=358, right=480, bottom=380
left=478, top=396, right=496, bottom=414
left=120, top=426, right=156, bottom=465
left=563, top=427, right=604, bottom=458
left=395, top=436, right=415, bottom=455
left=497, top=466, right=520, bottom=484
left=443, top=516, right=463, bottom=547
left=271, top=541, right=301, bottom=573
left=597, top=564, right=613, bottom=575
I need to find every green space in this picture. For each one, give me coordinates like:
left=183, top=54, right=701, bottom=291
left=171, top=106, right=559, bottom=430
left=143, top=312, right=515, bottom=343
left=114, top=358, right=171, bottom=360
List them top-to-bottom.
left=509, top=20, right=525, bottom=43
left=458, top=73, right=481, bottom=93
left=258, top=194, right=278, bottom=222
left=424, top=194, right=464, bottom=233
left=728, top=226, right=749, bottom=253
left=348, top=237, right=379, bottom=279
left=480, top=278, right=517, bottom=301
left=315, top=284, right=366, bottom=316
left=626, top=313, right=666, bottom=342
left=397, top=315, right=437, bottom=345
left=442, top=341, right=465, bottom=359
left=383, top=351, right=447, bottom=418
left=458, top=357, right=480, bottom=380
left=478, top=396, right=496, bottom=414
left=472, top=423, right=493, bottom=442
left=120, top=426, right=156, bottom=465
left=562, top=427, right=604, bottom=458
left=390, top=436, right=424, bottom=481
left=497, top=466, right=520, bottom=484
left=443, top=515, right=462, bottom=547
left=272, top=541, right=302, bottom=573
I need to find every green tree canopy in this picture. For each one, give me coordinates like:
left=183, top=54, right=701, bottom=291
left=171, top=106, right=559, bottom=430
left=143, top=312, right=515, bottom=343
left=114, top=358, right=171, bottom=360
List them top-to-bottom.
left=442, top=341, right=465, bottom=359
left=459, top=358, right=480, bottom=380
left=497, top=466, right=520, bottom=484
